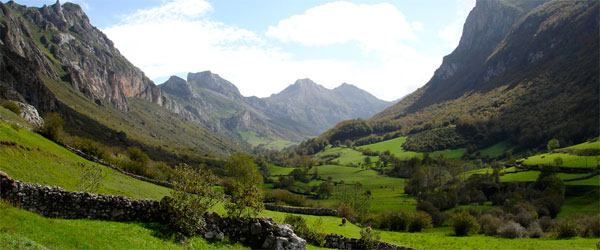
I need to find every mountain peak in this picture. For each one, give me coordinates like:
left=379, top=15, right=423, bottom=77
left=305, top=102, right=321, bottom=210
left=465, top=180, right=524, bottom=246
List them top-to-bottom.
left=187, top=71, right=242, bottom=99
left=160, top=75, right=193, bottom=100
left=293, top=78, right=317, bottom=87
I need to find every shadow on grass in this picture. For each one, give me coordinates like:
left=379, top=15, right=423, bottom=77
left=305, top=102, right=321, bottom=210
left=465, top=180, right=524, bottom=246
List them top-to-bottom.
left=137, top=222, right=243, bottom=248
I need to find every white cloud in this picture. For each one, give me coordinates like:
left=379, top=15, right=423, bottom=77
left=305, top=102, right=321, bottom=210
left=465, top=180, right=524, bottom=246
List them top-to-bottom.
left=103, top=0, right=442, bottom=101
left=122, top=0, right=211, bottom=23
left=437, top=0, right=476, bottom=49
left=266, top=1, right=416, bottom=55
left=411, top=21, right=423, bottom=32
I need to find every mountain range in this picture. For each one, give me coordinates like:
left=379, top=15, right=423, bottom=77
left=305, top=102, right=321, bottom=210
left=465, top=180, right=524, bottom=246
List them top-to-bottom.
left=0, top=0, right=392, bottom=160
left=314, top=0, right=598, bottom=153
left=160, top=72, right=392, bottom=148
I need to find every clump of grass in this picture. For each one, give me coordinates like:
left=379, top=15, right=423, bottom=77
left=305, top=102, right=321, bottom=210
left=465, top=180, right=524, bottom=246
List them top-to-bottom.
left=1, top=100, right=21, bottom=115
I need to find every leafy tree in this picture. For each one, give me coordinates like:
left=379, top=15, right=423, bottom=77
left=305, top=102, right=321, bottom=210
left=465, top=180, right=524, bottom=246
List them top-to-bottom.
left=40, top=112, right=64, bottom=141
left=547, top=139, right=560, bottom=153
left=224, top=153, right=264, bottom=218
left=162, top=164, right=223, bottom=236
left=290, top=168, right=309, bottom=183
left=316, top=181, right=334, bottom=199
left=333, top=184, right=371, bottom=222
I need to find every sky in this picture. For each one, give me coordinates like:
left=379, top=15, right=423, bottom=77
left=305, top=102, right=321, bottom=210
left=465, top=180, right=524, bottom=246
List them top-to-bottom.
left=14, top=0, right=476, bottom=101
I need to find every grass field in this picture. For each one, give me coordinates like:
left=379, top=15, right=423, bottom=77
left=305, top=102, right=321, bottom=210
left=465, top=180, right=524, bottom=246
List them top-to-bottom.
left=0, top=122, right=170, bottom=200
left=238, top=130, right=297, bottom=150
left=358, top=137, right=421, bottom=159
left=476, top=141, right=513, bottom=159
left=521, top=141, right=600, bottom=168
left=315, top=146, right=378, bottom=165
left=309, top=165, right=415, bottom=212
left=499, top=171, right=598, bottom=185
left=0, top=200, right=247, bottom=250
left=262, top=209, right=599, bottom=250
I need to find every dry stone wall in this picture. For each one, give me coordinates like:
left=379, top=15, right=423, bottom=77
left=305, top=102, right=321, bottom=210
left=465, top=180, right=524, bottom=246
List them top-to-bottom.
left=0, top=171, right=306, bottom=250
left=264, top=204, right=338, bottom=216
left=324, top=234, right=416, bottom=250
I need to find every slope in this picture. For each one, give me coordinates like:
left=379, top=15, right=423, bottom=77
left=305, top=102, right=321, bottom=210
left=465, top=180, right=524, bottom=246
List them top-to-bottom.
left=319, top=0, right=598, bottom=153
left=0, top=1, right=240, bottom=159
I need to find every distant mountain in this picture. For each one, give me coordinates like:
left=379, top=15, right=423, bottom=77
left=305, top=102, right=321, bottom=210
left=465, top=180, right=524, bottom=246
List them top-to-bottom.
left=316, top=0, right=598, bottom=152
left=0, top=1, right=240, bottom=160
left=160, top=73, right=393, bottom=148
left=265, top=79, right=392, bottom=134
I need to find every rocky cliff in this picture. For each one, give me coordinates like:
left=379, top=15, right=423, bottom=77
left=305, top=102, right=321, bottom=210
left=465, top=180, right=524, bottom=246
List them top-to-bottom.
left=332, top=0, right=598, bottom=151
left=0, top=1, right=169, bottom=111
left=0, top=1, right=239, bottom=158
left=160, top=72, right=393, bottom=147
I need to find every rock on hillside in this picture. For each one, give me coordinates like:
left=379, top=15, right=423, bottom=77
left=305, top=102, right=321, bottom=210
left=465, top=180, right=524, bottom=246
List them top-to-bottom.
left=371, top=0, right=598, bottom=150
left=0, top=1, right=168, bottom=112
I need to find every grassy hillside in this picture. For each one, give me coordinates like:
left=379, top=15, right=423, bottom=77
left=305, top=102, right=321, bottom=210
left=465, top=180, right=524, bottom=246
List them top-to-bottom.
left=40, top=75, right=238, bottom=159
left=0, top=122, right=169, bottom=200
left=238, top=130, right=297, bottom=150
left=0, top=200, right=246, bottom=250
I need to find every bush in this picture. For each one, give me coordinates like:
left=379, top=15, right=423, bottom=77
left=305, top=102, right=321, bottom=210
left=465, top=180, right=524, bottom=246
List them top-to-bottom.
left=1, top=100, right=20, bottom=114
left=39, top=112, right=63, bottom=142
left=73, top=137, right=108, bottom=160
left=224, top=153, right=264, bottom=218
left=76, top=164, right=105, bottom=193
left=161, top=164, right=223, bottom=236
left=265, top=189, right=313, bottom=207
left=417, top=201, right=444, bottom=226
left=337, top=204, right=356, bottom=222
left=408, top=211, right=433, bottom=232
left=449, top=212, right=480, bottom=236
left=478, top=214, right=503, bottom=236
left=284, top=215, right=326, bottom=246
left=578, top=215, right=600, bottom=238
left=538, top=216, right=553, bottom=232
left=554, top=218, right=580, bottom=238
left=497, top=221, right=527, bottom=238
left=527, top=222, right=544, bottom=238
left=359, top=227, right=381, bottom=250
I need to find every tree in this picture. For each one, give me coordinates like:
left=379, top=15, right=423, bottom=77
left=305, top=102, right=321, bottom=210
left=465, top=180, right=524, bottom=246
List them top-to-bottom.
left=40, top=112, right=64, bottom=141
left=344, top=139, right=353, bottom=148
left=547, top=139, right=560, bottom=153
left=224, top=153, right=264, bottom=218
left=363, top=157, right=372, bottom=168
left=553, top=157, right=563, bottom=167
left=162, top=164, right=223, bottom=236
left=316, top=181, right=334, bottom=199
left=333, top=184, right=371, bottom=222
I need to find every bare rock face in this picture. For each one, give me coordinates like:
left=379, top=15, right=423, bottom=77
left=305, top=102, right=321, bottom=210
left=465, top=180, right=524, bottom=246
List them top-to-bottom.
left=0, top=1, right=170, bottom=112
left=15, top=101, right=44, bottom=127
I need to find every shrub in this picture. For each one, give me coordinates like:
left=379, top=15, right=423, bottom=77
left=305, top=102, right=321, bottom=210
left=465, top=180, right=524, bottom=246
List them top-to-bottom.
left=1, top=100, right=20, bottom=114
left=39, top=112, right=63, bottom=142
left=73, top=137, right=108, bottom=160
left=224, top=153, right=264, bottom=218
left=76, top=164, right=105, bottom=193
left=161, top=164, right=223, bottom=236
left=333, top=184, right=371, bottom=223
left=265, top=189, right=313, bottom=207
left=417, top=201, right=444, bottom=226
left=337, top=204, right=356, bottom=222
left=408, top=211, right=433, bottom=232
left=449, top=212, right=480, bottom=236
left=478, top=214, right=503, bottom=236
left=284, top=215, right=326, bottom=246
left=578, top=215, right=600, bottom=238
left=538, top=216, right=553, bottom=232
left=554, top=218, right=580, bottom=238
left=497, top=221, right=527, bottom=238
left=527, top=222, right=544, bottom=238
left=359, top=227, right=381, bottom=250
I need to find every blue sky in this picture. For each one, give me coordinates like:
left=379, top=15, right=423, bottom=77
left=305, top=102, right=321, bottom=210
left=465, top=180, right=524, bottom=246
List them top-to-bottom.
left=13, top=0, right=475, bottom=101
